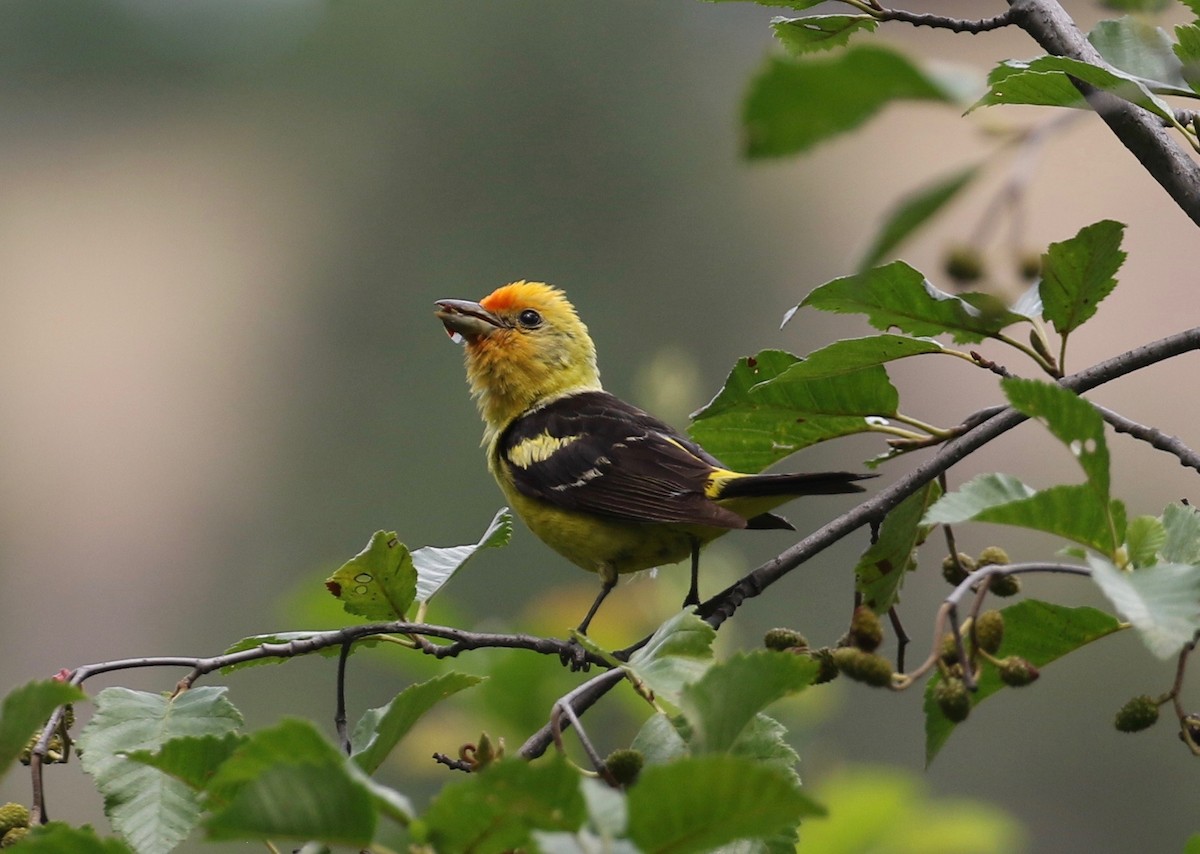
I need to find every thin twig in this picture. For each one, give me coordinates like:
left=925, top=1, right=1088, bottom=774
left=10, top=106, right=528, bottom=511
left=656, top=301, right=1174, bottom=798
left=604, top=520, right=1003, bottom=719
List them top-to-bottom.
left=876, top=8, right=1015, bottom=33
left=1095, top=404, right=1200, bottom=473
left=335, top=640, right=353, bottom=755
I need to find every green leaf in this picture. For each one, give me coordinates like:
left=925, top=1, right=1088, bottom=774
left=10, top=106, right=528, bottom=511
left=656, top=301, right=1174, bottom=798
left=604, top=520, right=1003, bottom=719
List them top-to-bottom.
left=1183, top=0, right=1200, bottom=21
left=771, top=15, right=878, bottom=56
left=1089, top=17, right=1187, bottom=89
left=1174, top=25, right=1200, bottom=92
left=743, top=47, right=953, bottom=158
left=971, top=57, right=1176, bottom=121
left=859, top=165, right=981, bottom=270
left=1039, top=220, right=1126, bottom=338
left=799, top=261, right=1027, bottom=344
left=771, top=335, right=946, bottom=373
left=689, top=351, right=873, bottom=472
left=751, top=364, right=899, bottom=417
left=1001, top=377, right=1110, bottom=495
left=926, top=477, right=1123, bottom=555
left=856, top=480, right=942, bottom=612
left=1162, top=502, right=1200, bottom=564
left=413, top=507, right=513, bottom=602
left=1125, top=515, right=1166, bottom=567
left=326, top=530, right=417, bottom=621
left=1088, top=555, right=1200, bottom=658
left=925, top=601, right=1122, bottom=764
left=623, top=611, right=717, bottom=706
left=679, top=652, right=818, bottom=753
left=351, top=672, right=484, bottom=774
left=0, top=678, right=85, bottom=781
left=77, top=687, right=243, bottom=854
left=631, top=712, right=691, bottom=766
left=728, top=713, right=801, bottom=781
left=203, top=719, right=377, bottom=845
left=123, top=733, right=245, bottom=791
left=627, top=755, right=822, bottom=853
left=418, top=757, right=586, bottom=853
left=17, top=824, right=133, bottom=853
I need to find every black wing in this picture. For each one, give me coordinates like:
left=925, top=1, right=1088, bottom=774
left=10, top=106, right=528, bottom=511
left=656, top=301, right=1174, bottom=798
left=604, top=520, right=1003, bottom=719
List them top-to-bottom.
left=497, top=390, right=747, bottom=529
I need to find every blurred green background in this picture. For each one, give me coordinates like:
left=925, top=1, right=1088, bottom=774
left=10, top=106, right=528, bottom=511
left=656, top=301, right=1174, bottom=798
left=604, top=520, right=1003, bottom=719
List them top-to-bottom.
left=2, top=1, right=1199, bottom=851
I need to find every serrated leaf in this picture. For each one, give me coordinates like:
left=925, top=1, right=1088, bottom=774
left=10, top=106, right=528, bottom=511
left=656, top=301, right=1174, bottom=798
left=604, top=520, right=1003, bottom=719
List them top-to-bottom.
left=1184, top=0, right=1200, bottom=21
left=771, top=15, right=878, bottom=56
left=1089, top=17, right=1187, bottom=89
left=1174, top=25, right=1200, bottom=92
left=743, top=47, right=953, bottom=158
left=971, top=57, right=1176, bottom=120
left=859, top=165, right=981, bottom=269
left=1039, top=220, right=1126, bottom=338
left=799, top=261, right=1027, bottom=344
left=773, top=335, right=946, bottom=374
left=689, top=351, right=874, bottom=472
left=751, top=364, right=899, bottom=417
left=1001, top=377, right=1110, bottom=495
left=923, top=472, right=1035, bottom=523
left=929, top=479, right=1123, bottom=555
left=856, top=480, right=942, bottom=612
left=1162, top=502, right=1200, bottom=564
left=413, top=507, right=513, bottom=602
left=1125, top=515, right=1166, bottom=567
left=326, top=530, right=417, bottom=621
left=1088, top=555, right=1200, bottom=658
left=925, top=601, right=1122, bottom=764
left=623, top=611, right=717, bottom=706
left=679, top=652, right=817, bottom=753
left=351, top=672, right=484, bottom=774
left=0, top=678, right=85, bottom=781
left=78, top=687, right=243, bottom=854
left=631, top=712, right=691, bottom=766
left=728, top=713, right=801, bottom=781
left=203, top=719, right=377, bottom=845
left=123, top=733, right=245, bottom=791
left=627, top=755, right=822, bottom=854
left=419, top=757, right=585, bottom=853
left=18, top=824, right=133, bottom=853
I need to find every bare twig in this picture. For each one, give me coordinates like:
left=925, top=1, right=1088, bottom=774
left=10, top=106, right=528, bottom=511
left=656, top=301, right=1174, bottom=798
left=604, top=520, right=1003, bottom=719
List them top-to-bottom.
left=876, top=8, right=1014, bottom=33
left=1095, top=404, right=1200, bottom=474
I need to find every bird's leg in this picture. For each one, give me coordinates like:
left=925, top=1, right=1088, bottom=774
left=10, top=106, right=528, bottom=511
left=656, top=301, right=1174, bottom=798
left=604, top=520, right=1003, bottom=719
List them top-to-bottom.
left=682, top=537, right=701, bottom=608
left=563, top=567, right=618, bottom=671
left=577, top=570, right=618, bottom=637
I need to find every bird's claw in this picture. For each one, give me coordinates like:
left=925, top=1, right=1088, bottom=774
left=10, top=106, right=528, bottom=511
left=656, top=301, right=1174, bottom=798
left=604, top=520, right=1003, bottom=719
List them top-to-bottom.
left=559, top=638, right=591, bottom=672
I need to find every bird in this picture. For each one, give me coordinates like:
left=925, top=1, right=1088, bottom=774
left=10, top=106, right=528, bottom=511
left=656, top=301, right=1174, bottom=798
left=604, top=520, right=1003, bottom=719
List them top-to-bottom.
left=435, top=281, right=871, bottom=639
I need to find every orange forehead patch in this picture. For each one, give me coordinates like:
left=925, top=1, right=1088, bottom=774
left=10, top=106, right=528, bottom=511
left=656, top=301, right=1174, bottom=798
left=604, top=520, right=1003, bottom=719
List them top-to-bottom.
left=480, top=280, right=562, bottom=313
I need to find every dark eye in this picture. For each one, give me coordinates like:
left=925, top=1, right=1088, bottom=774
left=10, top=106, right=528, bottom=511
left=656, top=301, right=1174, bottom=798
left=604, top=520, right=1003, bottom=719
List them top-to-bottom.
left=517, top=309, right=543, bottom=328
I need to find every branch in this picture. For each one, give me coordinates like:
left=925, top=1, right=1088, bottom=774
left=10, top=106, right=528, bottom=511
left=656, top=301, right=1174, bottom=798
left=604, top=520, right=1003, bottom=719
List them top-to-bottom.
left=1006, top=0, right=1200, bottom=226
left=877, top=8, right=1014, bottom=33
left=519, top=325, right=1200, bottom=758
left=1094, top=404, right=1200, bottom=473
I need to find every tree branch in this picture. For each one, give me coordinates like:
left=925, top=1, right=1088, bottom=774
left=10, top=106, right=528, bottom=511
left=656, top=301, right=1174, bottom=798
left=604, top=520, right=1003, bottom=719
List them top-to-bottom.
left=1006, top=0, right=1200, bottom=226
left=519, top=324, right=1200, bottom=758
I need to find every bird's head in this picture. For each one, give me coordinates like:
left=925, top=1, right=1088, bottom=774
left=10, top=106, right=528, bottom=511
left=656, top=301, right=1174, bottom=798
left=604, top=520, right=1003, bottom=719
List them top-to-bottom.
left=436, top=281, right=601, bottom=434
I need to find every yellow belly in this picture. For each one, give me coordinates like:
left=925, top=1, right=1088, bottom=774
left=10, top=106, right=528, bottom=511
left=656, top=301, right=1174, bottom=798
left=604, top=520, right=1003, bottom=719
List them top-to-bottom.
left=498, top=477, right=727, bottom=575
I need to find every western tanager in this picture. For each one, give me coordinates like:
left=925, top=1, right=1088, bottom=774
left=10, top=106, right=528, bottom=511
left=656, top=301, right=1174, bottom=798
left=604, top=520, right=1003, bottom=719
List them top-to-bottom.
left=435, top=281, right=870, bottom=635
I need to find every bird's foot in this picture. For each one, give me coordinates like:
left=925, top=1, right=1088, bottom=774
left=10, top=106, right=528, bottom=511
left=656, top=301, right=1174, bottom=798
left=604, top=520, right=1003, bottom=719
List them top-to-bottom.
left=559, top=637, right=591, bottom=672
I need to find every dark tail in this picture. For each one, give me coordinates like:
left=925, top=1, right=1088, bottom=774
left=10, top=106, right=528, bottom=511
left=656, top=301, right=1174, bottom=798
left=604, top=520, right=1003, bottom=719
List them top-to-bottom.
left=719, top=470, right=875, bottom=501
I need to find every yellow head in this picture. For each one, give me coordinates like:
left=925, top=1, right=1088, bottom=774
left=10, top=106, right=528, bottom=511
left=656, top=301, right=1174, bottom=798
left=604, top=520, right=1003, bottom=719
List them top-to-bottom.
left=435, top=281, right=602, bottom=435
